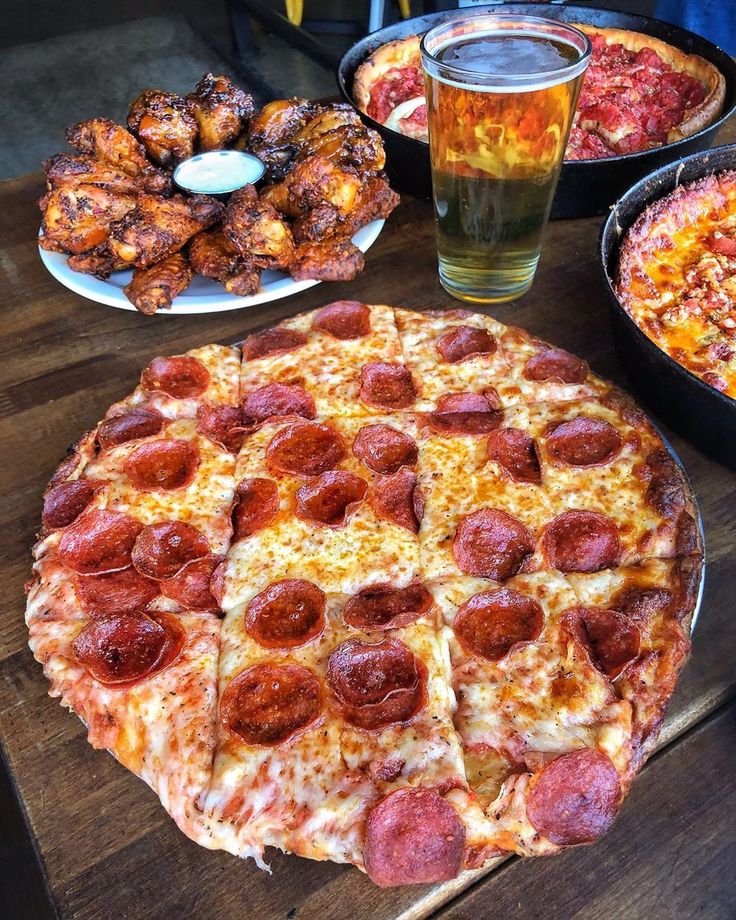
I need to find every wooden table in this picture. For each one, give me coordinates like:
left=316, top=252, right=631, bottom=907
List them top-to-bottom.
left=2, top=139, right=736, bottom=919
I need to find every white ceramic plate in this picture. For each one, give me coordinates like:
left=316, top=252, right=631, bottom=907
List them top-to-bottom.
left=38, top=220, right=385, bottom=315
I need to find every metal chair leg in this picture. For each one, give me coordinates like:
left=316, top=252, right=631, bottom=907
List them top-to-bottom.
left=369, top=0, right=386, bottom=33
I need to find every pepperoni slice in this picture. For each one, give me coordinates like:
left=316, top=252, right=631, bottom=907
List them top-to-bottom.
left=707, top=232, right=736, bottom=257
left=312, top=300, right=371, bottom=339
left=436, top=325, right=497, bottom=363
left=242, top=327, right=308, bottom=361
left=523, top=347, right=589, bottom=384
left=140, top=355, right=210, bottom=398
left=359, top=363, right=416, bottom=410
left=241, top=383, right=315, bottom=427
left=427, top=391, right=503, bottom=436
left=196, top=405, right=245, bottom=454
left=98, top=409, right=164, bottom=450
left=546, top=417, right=623, bottom=467
left=266, top=421, right=346, bottom=477
left=352, top=424, right=418, bottom=475
left=486, top=428, right=541, bottom=484
left=125, top=440, right=200, bottom=492
left=371, top=469, right=422, bottom=533
left=295, top=470, right=367, bottom=527
left=232, top=478, right=280, bottom=539
left=42, top=479, right=101, bottom=531
left=453, top=509, right=534, bottom=580
left=58, top=510, right=143, bottom=575
left=543, top=511, right=622, bottom=573
left=132, top=521, right=210, bottom=579
left=160, top=555, right=222, bottom=611
left=75, top=568, right=160, bottom=616
left=245, top=579, right=325, bottom=648
left=343, top=583, right=433, bottom=630
left=613, top=585, right=673, bottom=624
left=454, top=588, right=544, bottom=661
left=563, top=606, right=641, bottom=679
left=73, top=612, right=184, bottom=687
left=326, top=637, right=425, bottom=729
left=220, top=662, right=321, bottom=745
left=526, top=749, right=621, bottom=845
left=364, top=788, right=465, bottom=887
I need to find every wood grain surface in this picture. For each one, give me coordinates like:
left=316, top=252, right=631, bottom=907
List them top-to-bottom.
left=1, top=122, right=735, bottom=920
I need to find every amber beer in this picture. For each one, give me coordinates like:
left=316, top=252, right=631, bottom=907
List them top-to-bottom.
left=421, top=15, right=591, bottom=303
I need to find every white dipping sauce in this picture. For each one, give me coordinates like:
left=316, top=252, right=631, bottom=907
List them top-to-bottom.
left=174, top=150, right=265, bottom=195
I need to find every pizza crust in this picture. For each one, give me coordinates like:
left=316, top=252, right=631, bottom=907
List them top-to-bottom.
left=575, top=25, right=726, bottom=141
left=353, top=35, right=422, bottom=115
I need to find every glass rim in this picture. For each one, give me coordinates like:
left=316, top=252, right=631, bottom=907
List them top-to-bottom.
left=420, top=12, right=592, bottom=87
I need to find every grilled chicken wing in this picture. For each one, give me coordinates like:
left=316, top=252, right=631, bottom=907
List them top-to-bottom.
left=187, top=73, right=254, bottom=151
left=127, top=90, right=198, bottom=166
left=245, top=98, right=321, bottom=179
left=66, top=119, right=170, bottom=194
left=292, top=123, right=386, bottom=173
left=43, top=154, right=145, bottom=195
left=261, top=155, right=364, bottom=220
left=40, top=184, right=137, bottom=254
left=223, top=185, right=294, bottom=271
left=108, top=193, right=223, bottom=267
left=189, top=227, right=262, bottom=297
left=289, top=238, right=364, bottom=281
left=67, top=244, right=129, bottom=278
left=124, top=252, right=193, bottom=314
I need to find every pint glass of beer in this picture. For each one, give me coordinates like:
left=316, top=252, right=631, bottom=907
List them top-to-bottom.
left=421, top=14, right=591, bottom=303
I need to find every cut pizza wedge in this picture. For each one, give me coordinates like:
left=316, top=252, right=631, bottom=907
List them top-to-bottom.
left=239, top=302, right=412, bottom=417
left=107, top=344, right=241, bottom=419
left=220, top=415, right=422, bottom=605
left=25, top=552, right=220, bottom=843
left=433, top=571, right=633, bottom=856
left=199, top=579, right=496, bottom=882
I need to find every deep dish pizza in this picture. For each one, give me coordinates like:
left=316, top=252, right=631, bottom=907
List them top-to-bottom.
left=353, top=26, right=725, bottom=160
left=616, top=169, right=736, bottom=399
left=26, top=303, right=702, bottom=886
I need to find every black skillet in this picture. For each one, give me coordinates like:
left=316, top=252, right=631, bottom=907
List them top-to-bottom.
left=337, top=3, right=736, bottom=218
left=600, top=143, right=736, bottom=467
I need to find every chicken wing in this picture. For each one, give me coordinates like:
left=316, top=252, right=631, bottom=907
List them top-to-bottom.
left=187, top=73, right=254, bottom=151
left=127, top=90, right=198, bottom=166
left=245, top=98, right=320, bottom=179
left=66, top=119, right=170, bottom=194
left=292, top=124, right=386, bottom=173
left=43, top=153, right=145, bottom=196
left=261, top=155, right=364, bottom=220
left=341, top=174, right=400, bottom=236
left=40, top=184, right=137, bottom=254
left=223, top=185, right=294, bottom=271
left=108, top=193, right=223, bottom=268
left=189, top=228, right=261, bottom=296
left=288, top=239, right=364, bottom=281
left=67, top=244, right=129, bottom=278
left=124, top=252, right=192, bottom=314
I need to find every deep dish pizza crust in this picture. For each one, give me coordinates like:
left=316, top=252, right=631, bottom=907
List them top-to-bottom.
left=574, top=25, right=726, bottom=142
left=353, top=35, right=422, bottom=114
left=26, top=303, right=703, bottom=886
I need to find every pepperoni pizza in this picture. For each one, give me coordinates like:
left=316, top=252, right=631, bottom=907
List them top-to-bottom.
left=353, top=27, right=725, bottom=160
left=26, top=303, right=702, bottom=886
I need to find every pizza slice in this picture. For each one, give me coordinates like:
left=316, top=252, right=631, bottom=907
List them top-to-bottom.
left=353, top=36, right=428, bottom=142
left=239, top=301, right=414, bottom=417
left=394, top=308, right=609, bottom=411
left=107, top=344, right=241, bottom=419
left=219, top=414, right=422, bottom=607
left=25, top=535, right=221, bottom=845
left=565, top=555, right=699, bottom=776
left=432, top=570, right=633, bottom=856
left=199, top=577, right=496, bottom=883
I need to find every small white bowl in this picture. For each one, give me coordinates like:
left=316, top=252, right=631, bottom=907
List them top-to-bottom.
left=173, top=150, right=265, bottom=195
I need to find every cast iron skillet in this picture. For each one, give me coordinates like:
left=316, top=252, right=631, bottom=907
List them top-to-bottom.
left=338, top=3, right=736, bottom=218
left=600, top=143, right=736, bottom=468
